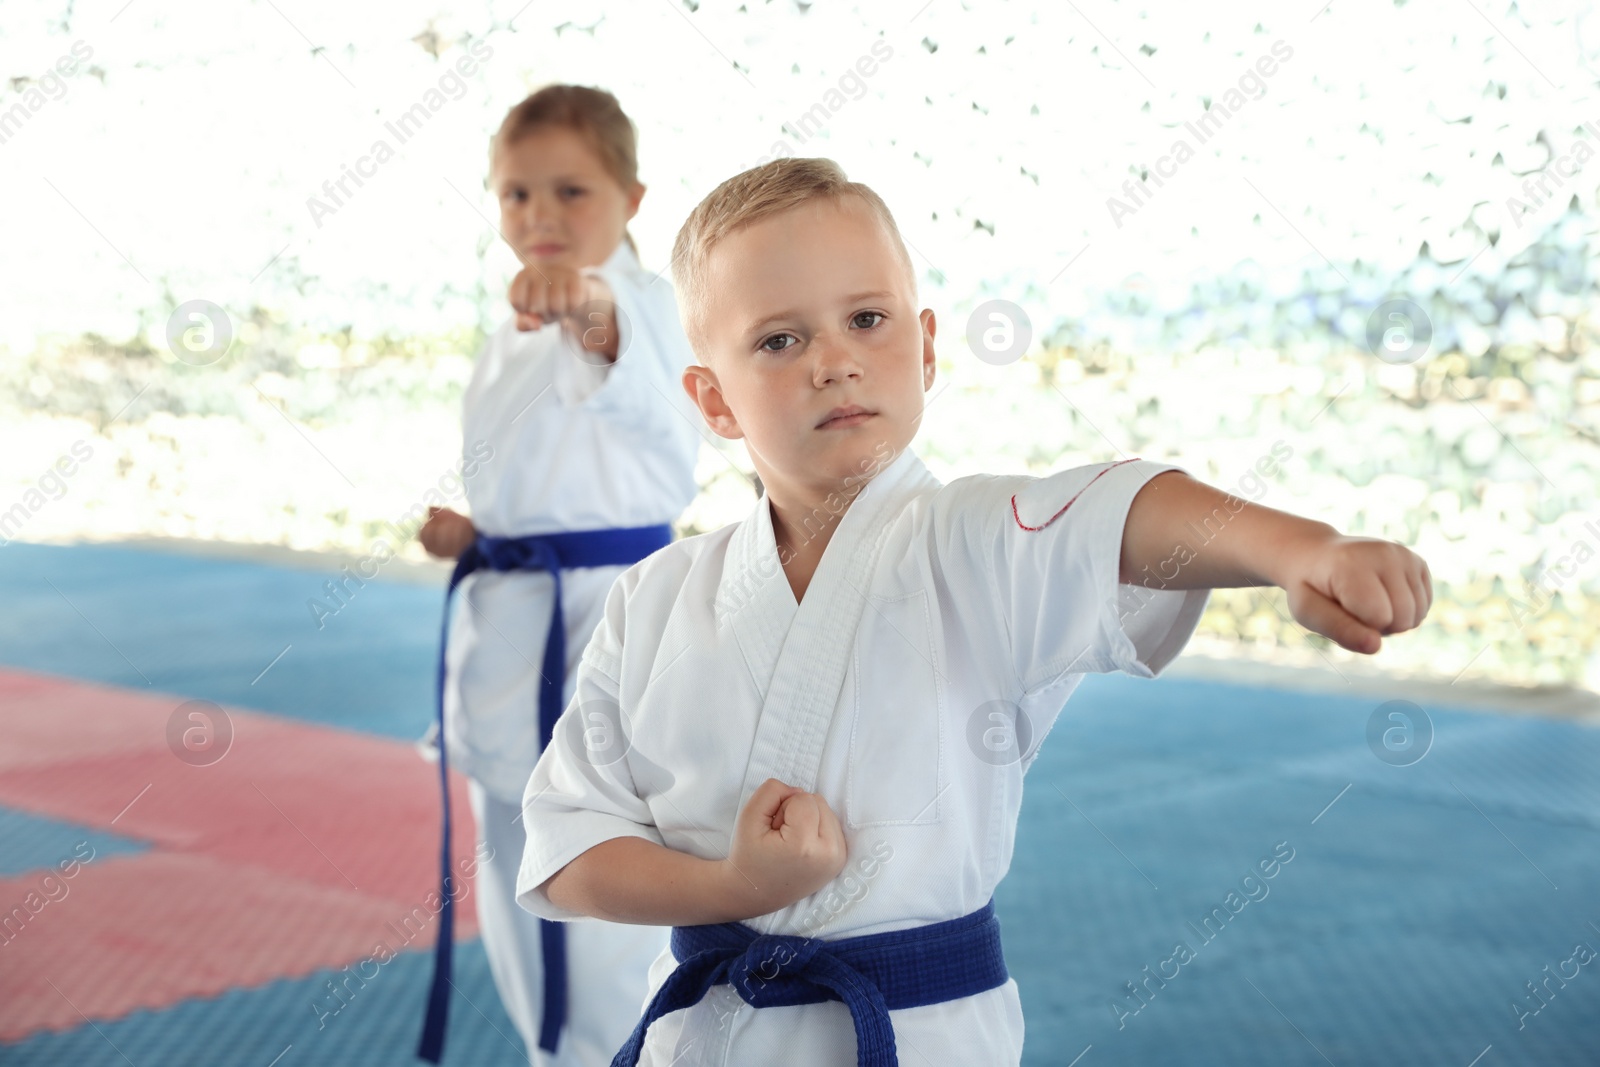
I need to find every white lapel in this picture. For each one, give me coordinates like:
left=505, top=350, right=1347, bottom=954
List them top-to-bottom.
left=721, top=447, right=939, bottom=830
left=715, top=491, right=797, bottom=709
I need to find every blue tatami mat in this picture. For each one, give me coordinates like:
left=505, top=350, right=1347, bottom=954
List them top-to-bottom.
left=3, top=540, right=1597, bottom=1066
left=0, top=541, right=442, bottom=740
left=0, top=806, right=148, bottom=878
left=1, top=938, right=527, bottom=1067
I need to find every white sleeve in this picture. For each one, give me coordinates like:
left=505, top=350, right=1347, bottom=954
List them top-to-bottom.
left=550, top=262, right=701, bottom=454
left=550, top=337, right=611, bottom=404
left=958, top=458, right=1209, bottom=695
left=514, top=591, right=663, bottom=922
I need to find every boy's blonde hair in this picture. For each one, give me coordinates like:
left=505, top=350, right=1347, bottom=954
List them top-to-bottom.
left=491, top=84, right=641, bottom=255
left=671, top=157, right=916, bottom=355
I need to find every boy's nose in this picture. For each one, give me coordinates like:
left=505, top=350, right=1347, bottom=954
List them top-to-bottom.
left=812, top=339, right=865, bottom=384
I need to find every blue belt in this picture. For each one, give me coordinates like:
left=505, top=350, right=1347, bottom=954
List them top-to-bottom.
left=417, top=524, right=674, bottom=1063
left=610, top=898, right=1008, bottom=1067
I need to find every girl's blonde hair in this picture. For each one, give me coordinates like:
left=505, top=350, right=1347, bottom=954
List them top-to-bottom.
left=491, top=84, right=641, bottom=256
left=671, top=157, right=915, bottom=354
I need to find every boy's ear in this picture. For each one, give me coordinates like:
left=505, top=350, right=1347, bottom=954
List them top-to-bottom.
left=626, top=182, right=646, bottom=222
left=920, top=308, right=937, bottom=390
left=683, top=364, right=744, bottom=440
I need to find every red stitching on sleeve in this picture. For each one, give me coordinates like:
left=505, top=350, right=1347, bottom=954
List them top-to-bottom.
left=1010, top=457, right=1141, bottom=532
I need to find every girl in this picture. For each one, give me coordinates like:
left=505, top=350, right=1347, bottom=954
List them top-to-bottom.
left=415, top=85, right=702, bottom=1067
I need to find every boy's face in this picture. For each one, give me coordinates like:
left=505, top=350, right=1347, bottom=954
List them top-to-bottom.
left=491, top=126, right=643, bottom=272
left=685, top=196, right=936, bottom=503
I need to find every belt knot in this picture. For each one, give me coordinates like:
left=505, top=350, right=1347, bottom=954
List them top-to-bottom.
left=732, top=933, right=824, bottom=1007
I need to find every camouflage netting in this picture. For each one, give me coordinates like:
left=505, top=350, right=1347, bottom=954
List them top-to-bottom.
left=3, top=1, right=1597, bottom=689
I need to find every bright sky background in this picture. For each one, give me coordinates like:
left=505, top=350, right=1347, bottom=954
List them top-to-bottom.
left=4, top=0, right=1599, bottom=356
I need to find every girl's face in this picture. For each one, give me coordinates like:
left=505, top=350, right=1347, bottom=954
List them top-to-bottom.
left=491, top=125, right=644, bottom=271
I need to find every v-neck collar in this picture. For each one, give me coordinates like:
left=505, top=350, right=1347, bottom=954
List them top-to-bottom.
left=716, top=446, right=934, bottom=699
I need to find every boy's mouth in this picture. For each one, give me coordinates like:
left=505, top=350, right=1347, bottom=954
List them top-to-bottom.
left=817, top=405, right=875, bottom=429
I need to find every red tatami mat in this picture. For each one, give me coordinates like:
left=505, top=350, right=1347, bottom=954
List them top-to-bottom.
left=0, top=669, right=481, bottom=1041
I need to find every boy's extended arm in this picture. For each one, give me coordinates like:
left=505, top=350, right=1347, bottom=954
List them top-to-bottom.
left=1120, top=471, right=1432, bottom=654
left=538, top=778, right=848, bottom=926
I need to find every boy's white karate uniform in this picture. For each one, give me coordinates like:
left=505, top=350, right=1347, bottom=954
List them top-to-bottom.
left=446, top=240, right=701, bottom=1067
left=515, top=445, right=1209, bottom=1066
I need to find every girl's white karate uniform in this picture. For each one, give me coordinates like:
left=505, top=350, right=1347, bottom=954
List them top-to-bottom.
left=445, top=240, right=702, bottom=1067
left=514, top=446, right=1210, bottom=1066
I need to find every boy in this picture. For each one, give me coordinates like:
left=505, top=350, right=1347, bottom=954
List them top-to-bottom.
left=512, top=158, right=1432, bottom=1066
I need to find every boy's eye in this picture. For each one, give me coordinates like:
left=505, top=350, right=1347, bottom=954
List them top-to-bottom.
left=560, top=185, right=586, bottom=199
left=852, top=311, right=885, bottom=329
left=759, top=333, right=796, bottom=354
